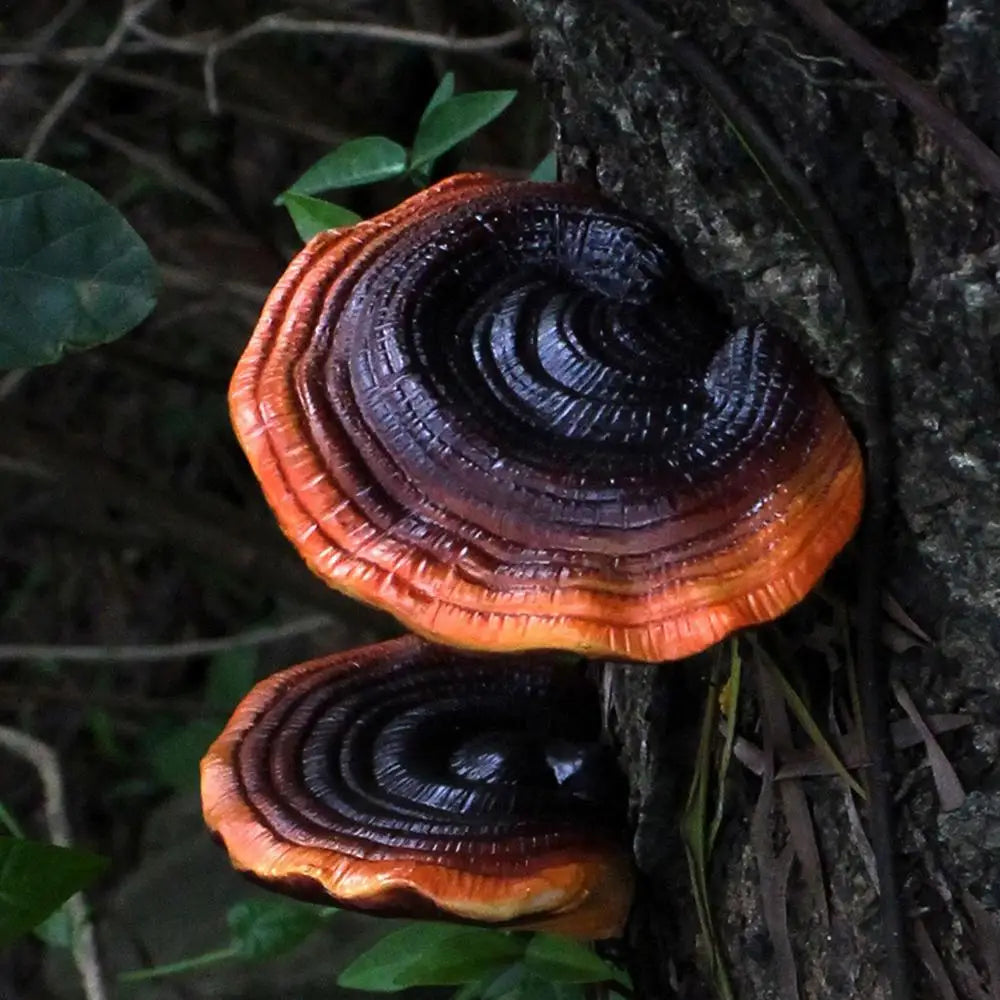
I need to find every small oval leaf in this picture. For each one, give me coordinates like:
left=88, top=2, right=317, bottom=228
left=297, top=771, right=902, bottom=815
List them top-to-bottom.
left=419, top=71, right=456, bottom=126
left=409, top=91, right=517, bottom=173
left=281, top=136, right=407, bottom=200
left=0, top=160, right=158, bottom=369
left=282, top=193, right=361, bottom=242
left=0, top=836, right=108, bottom=947
left=338, top=923, right=527, bottom=992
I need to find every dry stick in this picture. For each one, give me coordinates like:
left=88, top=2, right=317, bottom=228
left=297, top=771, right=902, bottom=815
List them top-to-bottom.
left=0, top=0, right=87, bottom=109
left=23, top=0, right=161, bottom=161
left=779, top=0, right=1000, bottom=197
left=608, top=3, right=908, bottom=997
left=203, top=17, right=525, bottom=114
left=0, top=20, right=521, bottom=68
left=0, top=613, right=335, bottom=663
left=0, top=726, right=108, bottom=1000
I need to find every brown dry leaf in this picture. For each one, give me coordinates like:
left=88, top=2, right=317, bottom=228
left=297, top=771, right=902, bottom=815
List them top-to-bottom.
left=883, top=591, right=932, bottom=644
left=883, top=620, right=925, bottom=653
left=757, top=662, right=830, bottom=926
left=892, top=680, right=966, bottom=811
left=730, top=714, right=971, bottom=783
left=892, top=714, right=974, bottom=748
left=750, top=765, right=800, bottom=1000
left=842, top=785, right=878, bottom=888
left=962, top=891, right=1000, bottom=1000
left=914, top=918, right=960, bottom=1000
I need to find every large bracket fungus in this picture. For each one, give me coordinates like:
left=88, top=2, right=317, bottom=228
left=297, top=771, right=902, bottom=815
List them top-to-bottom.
left=208, top=172, right=866, bottom=939
left=229, top=173, right=863, bottom=663
left=201, top=636, right=632, bottom=939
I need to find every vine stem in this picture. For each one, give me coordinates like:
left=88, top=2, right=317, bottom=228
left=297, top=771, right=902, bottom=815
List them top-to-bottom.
left=117, top=945, right=239, bottom=982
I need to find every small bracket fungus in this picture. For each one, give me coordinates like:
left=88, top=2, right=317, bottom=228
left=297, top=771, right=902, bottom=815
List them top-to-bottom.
left=230, top=173, right=863, bottom=662
left=201, top=636, right=632, bottom=939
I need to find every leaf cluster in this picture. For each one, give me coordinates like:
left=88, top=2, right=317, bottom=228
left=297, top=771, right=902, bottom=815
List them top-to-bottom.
left=275, top=73, right=550, bottom=241
left=339, top=923, right=630, bottom=999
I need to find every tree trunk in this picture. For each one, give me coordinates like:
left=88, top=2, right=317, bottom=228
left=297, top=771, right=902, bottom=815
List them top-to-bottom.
left=508, top=1, right=1000, bottom=997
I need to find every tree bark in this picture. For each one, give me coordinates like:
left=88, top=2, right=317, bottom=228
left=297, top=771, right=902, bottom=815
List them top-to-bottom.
left=508, top=1, right=1000, bottom=998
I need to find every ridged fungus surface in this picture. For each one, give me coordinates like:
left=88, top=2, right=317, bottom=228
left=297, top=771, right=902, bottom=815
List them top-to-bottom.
left=230, top=173, right=864, bottom=661
left=201, top=635, right=632, bottom=938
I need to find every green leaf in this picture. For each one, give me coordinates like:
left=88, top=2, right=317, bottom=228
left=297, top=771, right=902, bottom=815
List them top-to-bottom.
left=420, top=72, right=456, bottom=126
left=409, top=91, right=517, bottom=173
left=279, top=136, right=407, bottom=200
left=529, top=151, right=558, bottom=182
left=0, top=160, right=158, bottom=369
left=282, top=193, right=362, bottom=242
left=205, top=646, right=257, bottom=714
left=0, top=836, right=107, bottom=947
left=227, top=898, right=332, bottom=961
left=339, top=923, right=527, bottom=992
left=523, top=934, right=628, bottom=985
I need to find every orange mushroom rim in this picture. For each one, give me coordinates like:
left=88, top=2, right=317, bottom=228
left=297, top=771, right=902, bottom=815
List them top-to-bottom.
left=228, top=172, right=864, bottom=663
left=201, top=636, right=634, bottom=940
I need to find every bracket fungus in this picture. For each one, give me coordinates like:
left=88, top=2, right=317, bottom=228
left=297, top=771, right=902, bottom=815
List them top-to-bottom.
left=230, top=173, right=863, bottom=662
left=201, top=635, right=632, bottom=939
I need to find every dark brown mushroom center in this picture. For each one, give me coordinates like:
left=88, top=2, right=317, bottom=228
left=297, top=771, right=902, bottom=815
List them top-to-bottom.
left=299, top=182, right=827, bottom=549
left=235, top=645, right=627, bottom=873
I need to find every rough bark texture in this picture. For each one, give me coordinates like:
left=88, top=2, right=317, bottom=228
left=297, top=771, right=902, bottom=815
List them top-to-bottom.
left=508, top=1, right=1000, bottom=998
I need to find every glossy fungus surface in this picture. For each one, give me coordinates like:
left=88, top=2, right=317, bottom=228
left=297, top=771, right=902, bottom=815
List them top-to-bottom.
left=230, top=173, right=864, bottom=661
left=201, top=635, right=632, bottom=938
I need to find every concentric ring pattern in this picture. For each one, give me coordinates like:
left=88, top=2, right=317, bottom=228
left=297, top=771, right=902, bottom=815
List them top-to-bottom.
left=230, top=173, right=864, bottom=661
left=201, top=635, right=632, bottom=938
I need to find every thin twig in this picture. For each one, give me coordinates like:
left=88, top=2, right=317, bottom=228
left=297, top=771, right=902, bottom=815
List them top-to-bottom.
left=0, top=0, right=87, bottom=109
left=23, top=0, right=161, bottom=161
left=779, top=0, right=1000, bottom=197
left=203, top=17, right=524, bottom=114
left=0, top=39, right=185, bottom=66
left=0, top=613, right=335, bottom=663
left=0, top=727, right=108, bottom=1000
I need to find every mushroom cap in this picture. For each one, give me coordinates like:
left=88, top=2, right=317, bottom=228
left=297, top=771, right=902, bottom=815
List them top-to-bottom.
left=230, top=173, right=864, bottom=662
left=200, top=635, right=633, bottom=939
